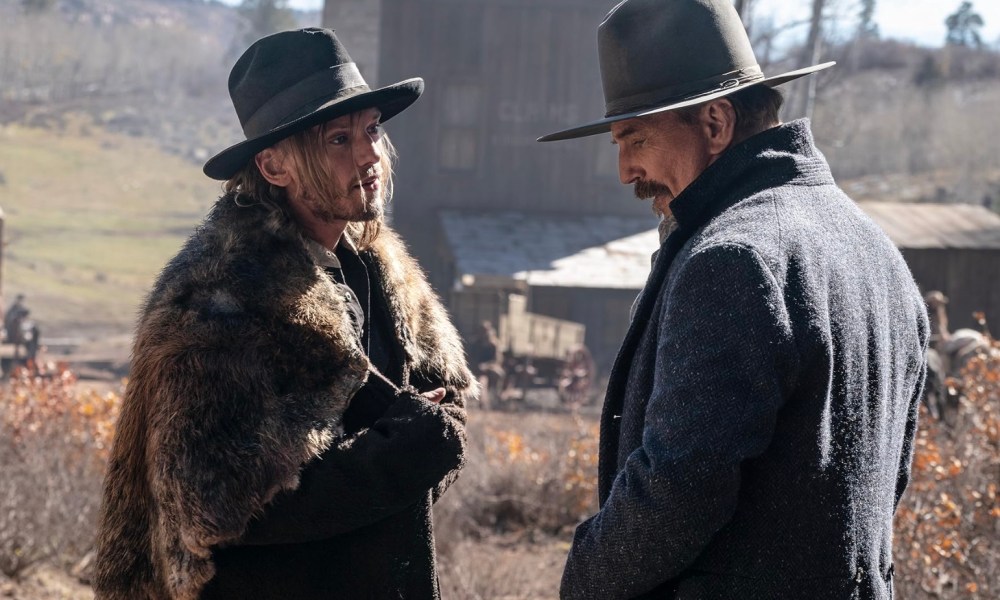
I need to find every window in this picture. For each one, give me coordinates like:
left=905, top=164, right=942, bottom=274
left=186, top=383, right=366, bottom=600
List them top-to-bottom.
left=439, top=83, right=482, bottom=171
left=439, top=129, right=478, bottom=170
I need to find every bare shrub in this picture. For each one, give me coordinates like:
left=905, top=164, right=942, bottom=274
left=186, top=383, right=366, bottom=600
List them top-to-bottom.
left=0, top=10, right=230, bottom=106
left=814, top=75, right=1000, bottom=185
left=894, top=335, right=1000, bottom=598
left=0, top=366, right=120, bottom=580
left=434, top=412, right=598, bottom=598
left=436, top=413, right=598, bottom=539
left=437, top=536, right=567, bottom=600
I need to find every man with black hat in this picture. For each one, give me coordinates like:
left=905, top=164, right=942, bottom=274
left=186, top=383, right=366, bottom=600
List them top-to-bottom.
left=539, top=1, right=928, bottom=598
left=95, top=28, right=475, bottom=600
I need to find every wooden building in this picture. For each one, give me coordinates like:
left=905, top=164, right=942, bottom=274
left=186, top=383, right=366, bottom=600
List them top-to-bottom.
left=371, top=0, right=658, bottom=372
left=377, top=0, right=646, bottom=291
left=370, top=4, right=1000, bottom=371
left=438, top=202, right=1000, bottom=371
left=859, top=202, right=1000, bottom=332
left=439, top=211, right=658, bottom=371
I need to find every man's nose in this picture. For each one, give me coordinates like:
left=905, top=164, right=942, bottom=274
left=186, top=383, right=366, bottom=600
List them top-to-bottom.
left=355, top=134, right=381, bottom=168
left=618, top=153, right=639, bottom=185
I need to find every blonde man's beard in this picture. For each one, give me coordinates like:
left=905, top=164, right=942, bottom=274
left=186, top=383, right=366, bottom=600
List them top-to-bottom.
left=303, top=168, right=385, bottom=224
left=305, top=189, right=384, bottom=224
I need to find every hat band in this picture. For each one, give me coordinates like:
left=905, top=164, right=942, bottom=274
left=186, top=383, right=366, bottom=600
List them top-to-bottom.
left=242, top=62, right=368, bottom=138
left=605, top=65, right=765, bottom=117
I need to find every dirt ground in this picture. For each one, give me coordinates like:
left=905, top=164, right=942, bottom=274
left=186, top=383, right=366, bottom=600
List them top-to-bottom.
left=0, top=540, right=569, bottom=600
left=0, top=565, right=93, bottom=600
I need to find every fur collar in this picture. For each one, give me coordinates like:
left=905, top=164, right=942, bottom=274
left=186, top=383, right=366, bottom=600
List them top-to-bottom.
left=95, top=194, right=474, bottom=599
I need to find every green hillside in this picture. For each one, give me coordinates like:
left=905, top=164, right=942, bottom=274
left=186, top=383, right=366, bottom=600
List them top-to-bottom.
left=0, top=116, right=219, bottom=335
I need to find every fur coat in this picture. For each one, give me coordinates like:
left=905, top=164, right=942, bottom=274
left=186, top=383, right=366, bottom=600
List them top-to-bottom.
left=94, top=193, right=475, bottom=600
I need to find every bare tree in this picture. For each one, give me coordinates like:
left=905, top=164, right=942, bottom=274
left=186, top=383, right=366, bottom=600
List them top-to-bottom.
left=733, top=0, right=758, bottom=36
left=791, top=0, right=826, bottom=120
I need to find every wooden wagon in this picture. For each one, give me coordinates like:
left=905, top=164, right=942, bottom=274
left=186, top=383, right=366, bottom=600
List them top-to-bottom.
left=451, top=287, right=590, bottom=407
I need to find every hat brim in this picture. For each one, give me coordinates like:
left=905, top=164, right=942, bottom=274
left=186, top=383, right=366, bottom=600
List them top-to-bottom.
left=537, top=62, right=835, bottom=142
left=203, top=77, right=424, bottom=180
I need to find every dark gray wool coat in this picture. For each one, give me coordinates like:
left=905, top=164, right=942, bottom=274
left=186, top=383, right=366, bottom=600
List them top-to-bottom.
left=560, top=120, right=928, bottom=600
left=94, top=193, right=475, bottom=600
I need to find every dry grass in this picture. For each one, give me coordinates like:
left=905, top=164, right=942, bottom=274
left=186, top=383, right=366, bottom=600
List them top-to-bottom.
left=0, top=120, right=217, bottom=334
left=894, top=338, right=1000, bottom=599
left=1, top=363, right=997, bottom=598
left=0, top=366, right=120, bottom=580
left=434, top=410, right=598, bottom=599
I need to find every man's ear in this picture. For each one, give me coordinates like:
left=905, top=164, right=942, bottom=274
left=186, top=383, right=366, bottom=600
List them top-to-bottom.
left=702, top=98, right=736, bottom=156
left=255, top=147, right=293, bottom=187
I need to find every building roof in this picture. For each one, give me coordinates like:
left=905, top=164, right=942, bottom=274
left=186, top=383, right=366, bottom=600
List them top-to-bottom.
left=858, top=202, right=1000, bottom=249
left=440, top=203, right=1000, bottom=291
left=440, top=211, right=660, bottom=290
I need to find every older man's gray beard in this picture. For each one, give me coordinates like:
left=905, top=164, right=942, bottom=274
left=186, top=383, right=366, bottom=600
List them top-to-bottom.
left=634, top=180, right=673, bottom=216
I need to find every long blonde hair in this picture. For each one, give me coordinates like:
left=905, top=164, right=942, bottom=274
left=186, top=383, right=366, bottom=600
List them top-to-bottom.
left=224, top=122, right=397, bottom=251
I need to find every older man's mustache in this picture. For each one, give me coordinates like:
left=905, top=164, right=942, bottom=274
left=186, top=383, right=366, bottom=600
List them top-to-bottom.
left=634, top=180, right=671, bottom=200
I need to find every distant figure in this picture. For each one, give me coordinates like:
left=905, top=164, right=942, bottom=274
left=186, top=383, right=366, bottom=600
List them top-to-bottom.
left=539, top=1, right=928, bottom=597
left=923, top=290, right=991, bottom=419
left=925, top=290, right=989, bottom=375
left=4, top=294, right=30, bottom=360
left=469, top=320, right=505, bottom=408
left=24, top=322, right=41, bottom=364
left=558, top=344, right=595, bottom=409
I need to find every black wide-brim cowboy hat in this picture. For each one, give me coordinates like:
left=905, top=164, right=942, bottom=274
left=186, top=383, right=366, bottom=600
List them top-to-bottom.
left=538, top=0, right=834, bottom=142
left=204, top=28, right=423, bottom=180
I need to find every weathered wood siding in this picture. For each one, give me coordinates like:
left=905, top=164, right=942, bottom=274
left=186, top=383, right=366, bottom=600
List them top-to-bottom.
left=379, top=0, right=643, bottom=287
left=903, top=248, right=1000, bottom=332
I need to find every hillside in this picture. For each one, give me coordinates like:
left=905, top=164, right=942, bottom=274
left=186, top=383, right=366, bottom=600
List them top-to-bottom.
left=1, top=0, right=320, bottom=165
left=0, top=116, right=218, bottom=336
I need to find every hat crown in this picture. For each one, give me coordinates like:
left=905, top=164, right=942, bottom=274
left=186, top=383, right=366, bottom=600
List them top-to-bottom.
left=598, top=0, right=760, bottom=116
left=228, top=28, right=368, bottom=136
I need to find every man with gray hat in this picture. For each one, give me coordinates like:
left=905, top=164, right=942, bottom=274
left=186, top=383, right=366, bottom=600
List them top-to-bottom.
left=539, top=1, right=928, bottom=598
left=95, top=28, right=475, bottom=599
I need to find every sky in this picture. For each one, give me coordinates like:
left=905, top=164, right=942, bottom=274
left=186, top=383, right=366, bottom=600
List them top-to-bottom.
left=242, top=0, right=1000, bottom=48
left=754, top=0, right=1000, bottom=47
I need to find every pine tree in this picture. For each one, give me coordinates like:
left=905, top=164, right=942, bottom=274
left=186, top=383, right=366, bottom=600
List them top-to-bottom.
left=856, top=0, right=879, bottom=40
left=945, top=1, right=984, bottom=48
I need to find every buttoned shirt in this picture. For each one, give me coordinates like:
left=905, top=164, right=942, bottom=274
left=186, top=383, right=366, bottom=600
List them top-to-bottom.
left=303, top=237, right=366, bottom=344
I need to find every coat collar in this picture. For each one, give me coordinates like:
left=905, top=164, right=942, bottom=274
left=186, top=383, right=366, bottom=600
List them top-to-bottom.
left=670, top=118, right=833, bottom=234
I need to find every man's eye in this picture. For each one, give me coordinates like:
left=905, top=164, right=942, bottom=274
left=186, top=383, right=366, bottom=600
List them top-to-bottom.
left=367, top=123, right=383, bottom=138
left=329, top=135, right=348, bottom=145
left=633, top=138, right=645, bottom=147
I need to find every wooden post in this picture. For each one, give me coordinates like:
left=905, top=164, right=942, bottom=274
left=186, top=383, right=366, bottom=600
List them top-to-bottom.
left=0, top=204, right=5, bottom=302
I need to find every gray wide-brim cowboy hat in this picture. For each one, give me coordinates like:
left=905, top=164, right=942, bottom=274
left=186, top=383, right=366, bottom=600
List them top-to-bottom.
left=538, top=0, right=834, bottom=142
left=204, top=27, right=423, bottom=180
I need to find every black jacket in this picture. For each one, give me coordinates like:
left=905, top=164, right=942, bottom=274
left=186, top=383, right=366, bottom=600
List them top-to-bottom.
left=560, top=120, right=928, bottom=599
left=204, top=248, right=464, bottom=600
left=203, top=380, right=462, bottom=599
